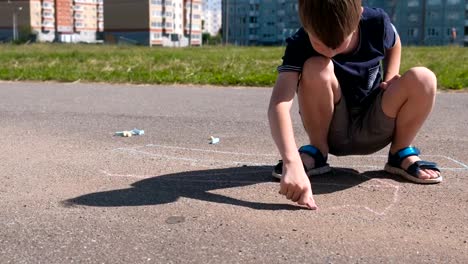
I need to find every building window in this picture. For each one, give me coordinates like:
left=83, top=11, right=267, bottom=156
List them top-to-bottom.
left=408, top=0, right=419, bottom=7
left=427, top=0, right=441, bottom=5
left=447, top=0, right=460, bottom=4
left=152, top=10, right=162, bottom=17
left=428, top=11, right=439, bottom=20
left=447, top=12, right=459, bottom=20
left=408, top=14, right=418, bottom=22
left=151, top=22, right=163, bottom=28
left=408, top=28, right=418, bottom=37
left=427, top=28, right=439, bottom=36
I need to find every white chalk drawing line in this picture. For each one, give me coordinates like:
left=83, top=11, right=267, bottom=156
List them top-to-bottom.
left=113, top=144, right=277, bottom=157
left=113, top=145, right=468, bottom=171
left=105, top=146, right=459, bottom=215
left=113, top=147, right=467, bottom=171
left=113, top=148, right=268, bottom=167
left=443, top=156, right=468, bottom=169
left=101, top=169, right=400, bottom=216
left=100, top=170, right=396, bottom=188
left=100, top=170, right=271, bottom=179
left=327, top=174, right=400, bottom=216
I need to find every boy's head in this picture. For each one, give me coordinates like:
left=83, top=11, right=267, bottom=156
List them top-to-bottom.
left=299, top=0, right=362, bottom=49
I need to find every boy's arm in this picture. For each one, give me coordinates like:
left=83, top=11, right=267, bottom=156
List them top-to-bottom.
left=383, top=34, right=401, bottom=82
left=268, top=72, right=317, bottom=210
left=268, top=72, right=302, bottom=164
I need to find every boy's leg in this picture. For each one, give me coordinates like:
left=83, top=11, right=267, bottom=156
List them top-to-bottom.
left=297, top=57, right=341, bottom=166
left=381, top=67, right=439, bottom=179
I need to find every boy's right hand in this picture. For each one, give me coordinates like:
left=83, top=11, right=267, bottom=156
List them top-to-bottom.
left=279, top=161, right=318, bottom=210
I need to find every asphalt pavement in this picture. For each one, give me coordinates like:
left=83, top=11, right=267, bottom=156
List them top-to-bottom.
left=0, top=81, right=467, bottom=263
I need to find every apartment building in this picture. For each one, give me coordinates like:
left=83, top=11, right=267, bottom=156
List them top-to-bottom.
left=0, top=0, right=103, bottom=43
left=104, top=0, right=202, bottom=47
left=202, top=0, right=221, bottom=36
left=221, top=0, right=299, bottom=45
left=222, top=0, right=467, bottom=46
left=363, top=0, right=466, bottom=46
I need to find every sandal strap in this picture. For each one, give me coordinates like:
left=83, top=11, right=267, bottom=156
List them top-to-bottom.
left=274, top=145, right=328, bottom=175
left=298, top=145, right=328, bottom=167
left=388, top=146, right=420, bottom=167
left=407, top=160, right=440, bottom=175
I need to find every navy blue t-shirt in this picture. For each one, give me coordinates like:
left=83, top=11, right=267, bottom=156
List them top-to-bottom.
left=278, top=7, right=397, bottom=107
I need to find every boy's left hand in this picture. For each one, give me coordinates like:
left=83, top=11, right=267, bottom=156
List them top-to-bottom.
left=380, top=74, right=401, bottom=90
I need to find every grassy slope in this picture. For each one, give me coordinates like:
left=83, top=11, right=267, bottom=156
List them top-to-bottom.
left=0, top=44, right=466, bottom=89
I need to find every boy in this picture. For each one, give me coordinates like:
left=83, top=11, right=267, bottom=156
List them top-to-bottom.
left=268, top=0, right=442, bottom=210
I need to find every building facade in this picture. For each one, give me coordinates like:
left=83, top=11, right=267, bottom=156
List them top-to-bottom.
left=0, top=0, right=103, bottom=43
left=104, top=0, right=202, bottom=47
left=202, top=0, right=222, bottom=36
left=221, top=0, right=300, bottom=45
left=222, top=0, right=467, bottom=46
left=363, top=0, right=467, bottom=46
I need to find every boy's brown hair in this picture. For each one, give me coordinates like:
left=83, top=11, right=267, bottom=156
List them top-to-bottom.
left=298, top=0, right=362, bottom=49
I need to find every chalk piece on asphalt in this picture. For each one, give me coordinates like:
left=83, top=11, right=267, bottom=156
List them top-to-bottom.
left=115, top=128, right=144, bottom=137
left=131, top=128, right=145, bottom=135
left=115, top=131, right=132, bottom=137
left=210, top=136, right=220, bottom=144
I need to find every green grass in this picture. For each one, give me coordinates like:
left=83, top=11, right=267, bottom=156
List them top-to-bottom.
left=0, top=43, right=466, bottom=89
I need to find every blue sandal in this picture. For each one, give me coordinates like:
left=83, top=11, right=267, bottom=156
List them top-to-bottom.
left=272, top=145, right=331, bottom=179
left=384, top=146, right=442, bottom=184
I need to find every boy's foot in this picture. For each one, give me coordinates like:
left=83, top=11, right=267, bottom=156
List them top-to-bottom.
left=272, top=145, right=331, bottom=179
left=384, top=146, right=442, bottom=184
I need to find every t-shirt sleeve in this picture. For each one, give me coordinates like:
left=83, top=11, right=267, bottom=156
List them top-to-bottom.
left=382, top=11, right=398, bottom=49
left=277, top=28, right=309, bottom=73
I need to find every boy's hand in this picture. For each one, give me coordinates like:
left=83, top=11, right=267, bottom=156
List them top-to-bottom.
left=380, top=74, right=401, bottom=90
left=279, top=161, right=318, bottom=210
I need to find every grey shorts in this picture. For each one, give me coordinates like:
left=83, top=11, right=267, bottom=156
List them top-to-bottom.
left=327, top=90, right=396, bottom=156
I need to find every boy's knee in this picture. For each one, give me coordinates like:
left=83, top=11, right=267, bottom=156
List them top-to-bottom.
left=302, top=56, right=335, bottom=83
left=406, top=67, right=437, bottom=96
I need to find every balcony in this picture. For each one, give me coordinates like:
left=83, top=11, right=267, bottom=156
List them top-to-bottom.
left=42, top=4, right=54, bottom=10
left=73, top=6, right=84, bottom=12
left=42, top=13, right=54, bottom=19
left=42, top=22, right=54, bottom=27
left=58, top=26, right=73, bottom=32
left=248, top=35, right=258, bottom=40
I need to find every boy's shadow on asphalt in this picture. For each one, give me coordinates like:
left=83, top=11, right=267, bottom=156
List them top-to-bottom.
left=64, top=166, right=402, bottom=211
